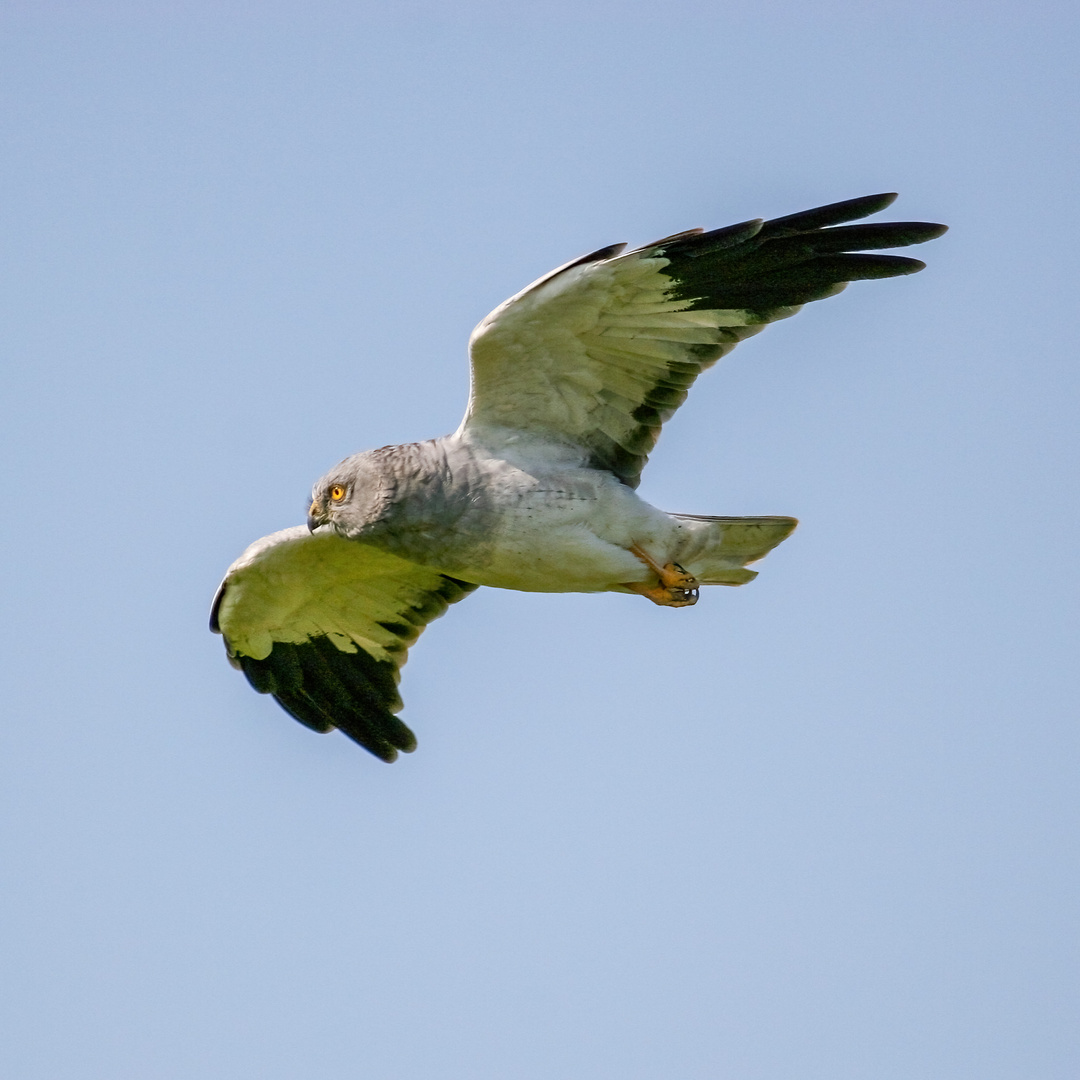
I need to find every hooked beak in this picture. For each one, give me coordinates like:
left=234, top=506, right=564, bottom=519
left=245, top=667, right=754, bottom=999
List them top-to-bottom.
left=307, top=499, right=327, bottom=533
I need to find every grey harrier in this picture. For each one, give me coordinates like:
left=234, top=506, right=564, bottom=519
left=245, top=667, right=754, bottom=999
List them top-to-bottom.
left=211, top=192, right=946, bottom=761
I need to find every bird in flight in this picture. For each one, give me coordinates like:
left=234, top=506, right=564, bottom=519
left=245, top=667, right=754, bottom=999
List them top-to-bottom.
left=211, top=192, right=946, bottom=761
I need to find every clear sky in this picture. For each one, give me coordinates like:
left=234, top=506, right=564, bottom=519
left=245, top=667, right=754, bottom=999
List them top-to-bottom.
left=1, top=3, right=1077, bottom=1078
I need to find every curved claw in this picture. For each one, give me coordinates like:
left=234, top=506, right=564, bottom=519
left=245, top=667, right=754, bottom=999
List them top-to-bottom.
left=623, top=546, right=700, bottom=607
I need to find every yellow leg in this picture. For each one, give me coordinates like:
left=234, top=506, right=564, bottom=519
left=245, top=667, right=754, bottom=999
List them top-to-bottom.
left=620, top=542, right=699, bottom=607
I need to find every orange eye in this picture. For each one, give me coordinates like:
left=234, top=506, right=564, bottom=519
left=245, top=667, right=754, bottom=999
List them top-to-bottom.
left=330, top=485, right=347, bottom=502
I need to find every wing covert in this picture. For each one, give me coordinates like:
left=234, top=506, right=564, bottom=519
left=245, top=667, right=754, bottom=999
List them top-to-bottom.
left=464, top=193, right=946, bottom=487
left=211, top=527, right=478, bottom=761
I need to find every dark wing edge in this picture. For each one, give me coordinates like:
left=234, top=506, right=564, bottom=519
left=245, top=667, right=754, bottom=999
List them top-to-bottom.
left=650, top=192, right=948, bottom=315
left=591, top=193, right=947, bottom=486
left=210, top=528, right=479, bottom=762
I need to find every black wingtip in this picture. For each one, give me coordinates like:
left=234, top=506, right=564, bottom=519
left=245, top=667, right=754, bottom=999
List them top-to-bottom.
left=867, top=191, right=899, bottom=210
left=760, top=192, right=901, bottom=237
left=915, top=222, right=949, bottom=241
left=209, top=581, right=225, bottom=633
left=238, top=636, right=422, bottom=761
left=337, top=724, right=417, bottom=762
left=340, top=731, right=400, bottom=763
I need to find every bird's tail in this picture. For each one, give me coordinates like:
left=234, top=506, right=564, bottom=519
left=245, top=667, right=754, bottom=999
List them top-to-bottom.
left=668, top=514, right=798, bottom=585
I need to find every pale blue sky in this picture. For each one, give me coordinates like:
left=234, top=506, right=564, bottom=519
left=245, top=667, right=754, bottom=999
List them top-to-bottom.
left=1, top=3, right=1077, bottom=1078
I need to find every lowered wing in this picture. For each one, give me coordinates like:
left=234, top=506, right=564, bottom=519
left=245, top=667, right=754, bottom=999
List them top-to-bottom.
left=463, top=192, right=946, bottom=487
left=211, top=526, right=478, bottom=761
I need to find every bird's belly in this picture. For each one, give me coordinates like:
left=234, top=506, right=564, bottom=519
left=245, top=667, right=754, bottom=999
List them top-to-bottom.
left=443, top=483, right=670, bottom=593
left=465, top=526, right=642, bottom=592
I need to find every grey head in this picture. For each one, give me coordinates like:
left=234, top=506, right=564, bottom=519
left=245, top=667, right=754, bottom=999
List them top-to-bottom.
left=307, top=451, right=389, bottom=537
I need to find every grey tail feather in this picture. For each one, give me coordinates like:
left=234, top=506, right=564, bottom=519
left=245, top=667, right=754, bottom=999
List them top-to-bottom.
left=670, top=514, right=798, bottom=586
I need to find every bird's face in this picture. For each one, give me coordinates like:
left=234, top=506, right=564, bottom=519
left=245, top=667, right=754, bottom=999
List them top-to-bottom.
left=307, top=453, right=386, bottom=536
left=307, top=477, right=351, bottom=532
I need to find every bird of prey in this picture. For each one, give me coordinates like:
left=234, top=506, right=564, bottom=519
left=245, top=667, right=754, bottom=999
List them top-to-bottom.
left=211, top=192, right=946, bottom=761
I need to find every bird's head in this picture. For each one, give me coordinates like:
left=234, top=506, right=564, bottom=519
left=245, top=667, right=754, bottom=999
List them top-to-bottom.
left=307, top=453, right=386, bottom=536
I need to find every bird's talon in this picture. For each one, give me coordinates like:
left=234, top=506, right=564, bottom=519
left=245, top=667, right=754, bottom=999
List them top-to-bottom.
left=623, top=545, right=701, bottom=606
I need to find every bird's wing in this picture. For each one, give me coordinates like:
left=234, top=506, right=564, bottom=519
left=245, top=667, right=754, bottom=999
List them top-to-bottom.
left=464, top=193, right=946, bottom=487
left=211, top=526, right=478, bottom=761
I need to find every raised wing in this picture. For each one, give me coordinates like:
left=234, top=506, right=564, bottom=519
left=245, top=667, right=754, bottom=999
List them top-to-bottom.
left=464, top=192, right=946, bottom=487
left=211, top=527, right=478, bottom=761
